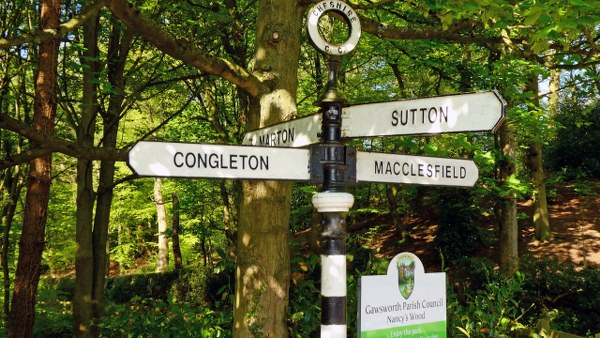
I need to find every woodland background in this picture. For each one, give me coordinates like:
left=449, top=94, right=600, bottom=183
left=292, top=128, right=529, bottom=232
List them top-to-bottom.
left=1, top=0, right=600, bottom=337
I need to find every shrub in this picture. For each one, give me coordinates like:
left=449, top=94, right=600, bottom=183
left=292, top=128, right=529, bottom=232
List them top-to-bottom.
left=545, top=103, right=600, bottom=179
left=433, top=189, right=482, bottom=264
left=288, top=247, right=320, bottom=337
left=448, top=256, right=600, bottom=336
left=520, top=256, right=600, bottom=335
left=447, top=259, right=532, bottom=337
left=105, top=270, right=181, bottom=304
left=33, top=279, right=72, bottom=338
left=99, top=296, right=232, bottom=337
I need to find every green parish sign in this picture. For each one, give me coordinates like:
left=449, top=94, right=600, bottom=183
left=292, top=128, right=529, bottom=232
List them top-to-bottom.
left=358, top=252, right=446, bottom=338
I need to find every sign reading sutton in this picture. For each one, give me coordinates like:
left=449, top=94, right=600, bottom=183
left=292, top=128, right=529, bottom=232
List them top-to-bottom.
left=343, top=91, right=506, bottom=138
left=358, top=252, right=446, bottom=338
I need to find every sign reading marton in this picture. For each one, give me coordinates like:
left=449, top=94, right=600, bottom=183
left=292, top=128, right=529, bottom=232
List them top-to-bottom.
left=243, top=114, right=322, bottom=148
left=359, top=252, right=446, bottom=338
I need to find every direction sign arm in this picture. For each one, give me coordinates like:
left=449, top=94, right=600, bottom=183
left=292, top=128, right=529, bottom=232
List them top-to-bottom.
left=342, top=91, right=507, bottom=138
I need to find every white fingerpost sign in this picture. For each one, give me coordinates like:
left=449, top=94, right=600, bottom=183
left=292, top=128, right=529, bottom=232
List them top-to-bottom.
left=342, top=91, right=506, bottom=138
left=243, top=114, right=322, bottom=147
left=128, top=141, right=310, bottom=181
left=357, top=152, right=479, bottom=187
left=358, top=252, right=446, bottom=338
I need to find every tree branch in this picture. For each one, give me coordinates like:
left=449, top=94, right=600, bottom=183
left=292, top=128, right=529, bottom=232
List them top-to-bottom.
left=0, top=0, right=108, bottom=50
left=105, top=0, right=265, bottom=97
left=358, top=14, right=502, bottom=46
left=0, top=113, right=127, bottom=166
left=0, top=149, right=50, bottom=170
left=97, top=173, right=138, bottom=194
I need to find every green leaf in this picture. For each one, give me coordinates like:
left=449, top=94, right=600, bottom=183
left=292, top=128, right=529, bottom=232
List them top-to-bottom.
left=524, top=7, right=544, bottom=26
left=531, top=40, right=550, bottom=54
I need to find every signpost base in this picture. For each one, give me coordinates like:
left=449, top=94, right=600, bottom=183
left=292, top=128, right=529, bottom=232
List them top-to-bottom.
left=313, top=192, right=354, bottom=338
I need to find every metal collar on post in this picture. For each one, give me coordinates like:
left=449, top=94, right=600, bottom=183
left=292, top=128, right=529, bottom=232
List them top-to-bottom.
left=312, top=192, right=355, bottom=213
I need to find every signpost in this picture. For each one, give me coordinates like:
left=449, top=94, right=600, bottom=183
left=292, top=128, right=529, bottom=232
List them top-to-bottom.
left=127, top=1, right=506, bottom=337
left=305, top=2, right=361, bottom=337
left=342, top=91, right=506, bottom=138
left=128, top=141, right=310, bottom=181
left=356, top=152, right=479, bottom=187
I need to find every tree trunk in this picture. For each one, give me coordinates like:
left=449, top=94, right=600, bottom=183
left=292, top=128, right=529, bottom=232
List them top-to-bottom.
left=8, top=0, right=60, bottom=335
left=233, top=1, right=303, bottom=337
left=73, top=12, right=99, bottom=336
left=72, top=19, right=133, bottom=337
left=88, top=22, right=132, bottom=337
left=0, top=52, right=23, bottom=326
left=548, top=68, right=560, bottom=116
left=527, top=75, right=552, bottom=241
left=498, top=122, right=519, bottom=275
left=529, top=141, right=551, bottom=240
left=90, top=155, right=114, bottom=338
left=1, top=165, right=24, bottom=324
left=154, top=178, right=169, bottom=272
left=220, top=181, right=236, bottom=251
left=236, top=181, right=293, bottom=337
left=386, top=184, right=408, bottom=241
left=171, top=193, right=183, bottom=270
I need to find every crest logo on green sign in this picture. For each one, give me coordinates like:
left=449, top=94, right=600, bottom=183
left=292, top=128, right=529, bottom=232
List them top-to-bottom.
left=397, top=253, right=416, bottom=299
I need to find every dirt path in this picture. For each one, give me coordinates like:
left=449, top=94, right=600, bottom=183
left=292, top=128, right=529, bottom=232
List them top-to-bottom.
left=369, top=181, right=600, bottom=270
left=523, top=182, right=600, bottom=269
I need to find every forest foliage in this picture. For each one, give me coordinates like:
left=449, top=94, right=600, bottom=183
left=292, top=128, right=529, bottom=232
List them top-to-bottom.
left=1, top=0, right=600, bottom=337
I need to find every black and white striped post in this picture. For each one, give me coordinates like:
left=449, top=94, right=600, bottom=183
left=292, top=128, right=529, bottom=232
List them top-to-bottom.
left=306, top=2, right=361, bottom=336
left=312, top=57, right=354, bottom=337
left=313, top=192, right=353, bottom=337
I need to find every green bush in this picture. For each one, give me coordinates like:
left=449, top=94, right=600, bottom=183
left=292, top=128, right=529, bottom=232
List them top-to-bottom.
left=545, top=102, right=600, bottom=179
left=433, top=189, right=482, bottom=264
left=288, top=247, right=320, bottom=337
left=447, top=256, right=600, bottom=336
left=520, top=256, right=600, bottom=335
left=447, top=259, right=532, bottom=337
left=170, top=266, right=211, bottom=306
left=105, top=270, right=181, bottom=303
left=33, top=279, right=73, bottom=338
left=99, top=296, right=232, bottom=337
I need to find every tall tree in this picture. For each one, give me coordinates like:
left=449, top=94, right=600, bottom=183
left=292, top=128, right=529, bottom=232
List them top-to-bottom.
left=8, top=0, right=61, bottom=336
left=105, top=0, right=303, bottom=335
left=234, top=1, right=303, bottom=335
left=73, top=7, right=99, bottom=336
left=1, top=14, right=29, bottom=323
left=90, top=18, right=133, bottom=337
left=526, top=74, right=552, bottom=241
left=498, top=122, right=519, bottom=275
left=154, top=177, right=169, bottom=272
left=171, top=193, right=183, bottom=270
